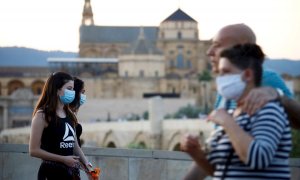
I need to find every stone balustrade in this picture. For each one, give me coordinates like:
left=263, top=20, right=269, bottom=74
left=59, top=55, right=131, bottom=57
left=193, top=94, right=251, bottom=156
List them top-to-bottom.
left=0, top=144, right=299, bottom=180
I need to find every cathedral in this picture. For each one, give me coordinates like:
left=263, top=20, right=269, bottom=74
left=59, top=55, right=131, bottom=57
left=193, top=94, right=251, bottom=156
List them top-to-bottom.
left=0, top=0, right=216, bottom=130
left=48, top=0, right=212, bottom=99
left=1, top=1, right=300, bottom=158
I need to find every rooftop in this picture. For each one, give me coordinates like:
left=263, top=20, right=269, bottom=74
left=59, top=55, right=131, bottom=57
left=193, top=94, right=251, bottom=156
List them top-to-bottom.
left=163, top=8, right=197, bottom=22
left=80, top=26, right=158, bottom=44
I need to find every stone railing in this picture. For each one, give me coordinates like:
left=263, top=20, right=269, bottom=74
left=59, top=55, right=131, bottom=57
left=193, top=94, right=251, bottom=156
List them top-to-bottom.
left=0, top=144, right=299, bottom=180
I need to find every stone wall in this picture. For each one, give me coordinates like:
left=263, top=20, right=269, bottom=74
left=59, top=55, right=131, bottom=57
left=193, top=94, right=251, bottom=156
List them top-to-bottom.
left=76, top=98, right=197, bottom=122
left=0, top=120, right=214, bottom=150
left=0, top=144, right=299, bottom=180
left=0, top=144, right=192, bottom=180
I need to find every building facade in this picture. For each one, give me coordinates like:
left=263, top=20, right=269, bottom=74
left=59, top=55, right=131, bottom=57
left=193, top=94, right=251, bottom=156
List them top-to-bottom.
left=0, top=0, right=299, bottom=131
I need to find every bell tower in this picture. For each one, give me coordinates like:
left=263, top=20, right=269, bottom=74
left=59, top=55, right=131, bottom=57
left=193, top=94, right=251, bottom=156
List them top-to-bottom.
left=82, top=0, right=94, bottom=26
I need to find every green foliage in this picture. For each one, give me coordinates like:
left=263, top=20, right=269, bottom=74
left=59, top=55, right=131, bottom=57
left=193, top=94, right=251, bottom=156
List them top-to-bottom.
left=198, top=69, right=212, bottom=82
left=291, top=98, right=300, bottom=157
left=165, top=104, right=203, bottom=119
left=143, top=111, right=149, bottom=120
left=126, top=113, right=141, bottom=121
left=164, top=114, right=173, bottom=119
left=290, top=129, right=300, bottom=157
left=127, top=142, right=147, bottom=149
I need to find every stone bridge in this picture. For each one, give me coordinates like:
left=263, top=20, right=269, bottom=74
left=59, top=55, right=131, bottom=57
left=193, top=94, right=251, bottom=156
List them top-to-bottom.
left=0, top=97, right=214, bottom=151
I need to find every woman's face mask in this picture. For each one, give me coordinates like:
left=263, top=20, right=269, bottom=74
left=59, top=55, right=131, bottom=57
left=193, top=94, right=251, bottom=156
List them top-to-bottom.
left=216, top=73, right=246, bottom=101
left=59, top=89, right=75, bottom=105
left=80, top=93, right=87, bottom=105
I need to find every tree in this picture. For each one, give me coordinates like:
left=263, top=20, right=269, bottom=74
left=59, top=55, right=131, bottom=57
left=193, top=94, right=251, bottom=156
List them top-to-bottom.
left=198, top=69, right=213, bottom=113
left=198, top=69, right=212, bottom=82
left=164, top=104, right=203, bottom=119
left=290, top=129, right=300, bottom=157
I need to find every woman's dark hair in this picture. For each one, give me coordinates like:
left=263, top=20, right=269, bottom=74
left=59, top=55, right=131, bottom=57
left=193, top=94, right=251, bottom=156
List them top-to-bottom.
left=220, top=43, right=265, bottom=86
left=33, top=72, right=77, bottom=125
left=69, top=77, right=84, bottom=112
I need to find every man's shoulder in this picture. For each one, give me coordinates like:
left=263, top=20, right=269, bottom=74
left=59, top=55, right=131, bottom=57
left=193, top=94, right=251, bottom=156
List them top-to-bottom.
left=262, top=68, right=283, bottom=84
left=263, top=68, right=280, bottom=77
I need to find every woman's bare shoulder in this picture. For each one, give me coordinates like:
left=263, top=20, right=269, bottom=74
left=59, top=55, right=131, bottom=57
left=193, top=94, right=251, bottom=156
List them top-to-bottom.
left=32, top=110, right=48, bottom=127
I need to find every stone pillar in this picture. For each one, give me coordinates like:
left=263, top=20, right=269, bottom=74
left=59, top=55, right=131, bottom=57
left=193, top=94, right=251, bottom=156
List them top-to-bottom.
left=148, top=96, right=163, bottom=149
left=3, top=104, right=8, bottom=129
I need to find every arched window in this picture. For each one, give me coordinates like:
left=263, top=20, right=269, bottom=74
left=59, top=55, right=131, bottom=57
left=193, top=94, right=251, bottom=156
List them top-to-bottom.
left=177, top=32, right=182, bottom=39
left=176, top=46, right=184, bottom=69
left=176, top=54, right=184, bottom=69
left=186, top=60, right=192, bottom=69
left=8, top=80, right=25, bottom=95
left=31, top=80, right=45, bottom=95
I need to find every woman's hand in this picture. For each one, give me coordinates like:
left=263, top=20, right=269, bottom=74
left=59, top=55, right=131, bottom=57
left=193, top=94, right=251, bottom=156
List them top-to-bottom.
left=207, top=109, right=233, bottom=126
left=181, top=134, right=204, bottom=158
left=181, top=134, right=215, bottom=176
left=62, top=155, right=80, bottom=167
left=85, top=162, right=93, bottom=172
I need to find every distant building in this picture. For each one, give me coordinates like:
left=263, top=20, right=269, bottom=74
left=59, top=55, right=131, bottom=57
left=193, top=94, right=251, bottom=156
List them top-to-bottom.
left=0, top=0, right=216, bottom=130
left=0, top=0, right=299, bottom=150
left=48, top=0, right=213, bottom=100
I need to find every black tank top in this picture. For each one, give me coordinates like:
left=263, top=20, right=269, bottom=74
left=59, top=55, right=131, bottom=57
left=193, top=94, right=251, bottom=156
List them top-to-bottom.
left=41, top=116, right=76, bottom=156
left=76, top=123, right=82, bottom=147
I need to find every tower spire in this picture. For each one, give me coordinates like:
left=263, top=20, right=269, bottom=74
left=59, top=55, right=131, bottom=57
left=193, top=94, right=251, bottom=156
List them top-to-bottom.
left=82, top=0, right=94, bottom=26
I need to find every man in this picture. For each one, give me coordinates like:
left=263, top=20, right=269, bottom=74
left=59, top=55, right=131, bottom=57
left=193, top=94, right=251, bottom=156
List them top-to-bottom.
left=181, top=24, right=300, bottom=180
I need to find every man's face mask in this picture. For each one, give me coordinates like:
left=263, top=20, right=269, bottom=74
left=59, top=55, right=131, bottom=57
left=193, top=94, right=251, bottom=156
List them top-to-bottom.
left=216, top=73, right=246, bottom=101
left=59, top=89, right=75, bottom=105
left=80, top=93, right=87, bottom=106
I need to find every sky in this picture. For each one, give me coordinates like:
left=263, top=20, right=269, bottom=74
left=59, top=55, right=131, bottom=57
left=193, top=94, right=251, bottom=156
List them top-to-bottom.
left=0, top=0, right=299, bottom=60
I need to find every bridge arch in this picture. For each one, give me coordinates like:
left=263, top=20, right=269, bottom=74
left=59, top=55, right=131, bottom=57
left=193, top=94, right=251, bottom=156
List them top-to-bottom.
left=102, top=130, right=119, bottom=148
left=131, top=131, right=149, bottom=149
left=167, top=131, right=183, bottom=151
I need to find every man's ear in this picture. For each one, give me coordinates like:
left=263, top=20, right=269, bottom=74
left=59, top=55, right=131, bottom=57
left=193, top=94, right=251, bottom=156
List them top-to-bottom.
left=242, top=69, right=253, bottom=82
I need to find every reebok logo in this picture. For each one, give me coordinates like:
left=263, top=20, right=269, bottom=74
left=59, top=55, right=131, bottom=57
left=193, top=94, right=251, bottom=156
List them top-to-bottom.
left=60, top=123, right=75, bottom=149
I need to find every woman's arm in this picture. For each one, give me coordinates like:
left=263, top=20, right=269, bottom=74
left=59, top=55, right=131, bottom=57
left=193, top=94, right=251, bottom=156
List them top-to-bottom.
left=209, top=105, right=287, bottom=169
left=208, top=109, right=253, bottom=163
left=29, top=112, right=79, bottom=167
left=73, top=131, right=91, bottom=170
left=181, top=134, right=215, bottom=176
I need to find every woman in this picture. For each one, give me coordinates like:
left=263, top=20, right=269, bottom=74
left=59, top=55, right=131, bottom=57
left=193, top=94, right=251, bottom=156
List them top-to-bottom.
left=188, top=44, right=291, bottom=179
left=29, top=72, right=92, bottom=180
left=69, top=77, right=86, bottom=147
